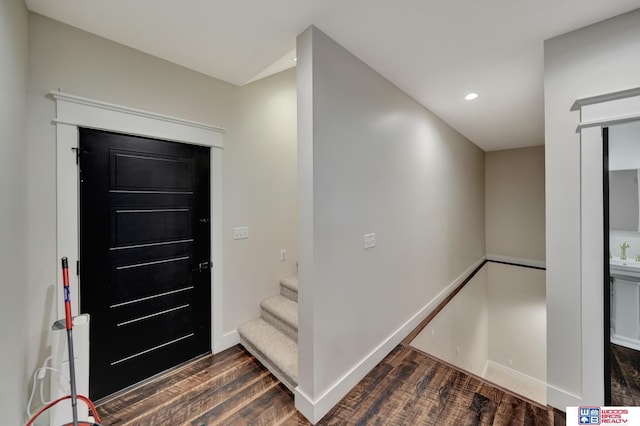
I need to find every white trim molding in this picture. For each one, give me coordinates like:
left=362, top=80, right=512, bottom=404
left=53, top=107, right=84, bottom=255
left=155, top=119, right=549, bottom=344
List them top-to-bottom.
left=569, top=87, right=640, bottom=408
left=572, top=87, right=640, bottom=111
left=575, top=88, right=640, bottom=131
left=50, top=91, right=227, bottom=354
left=51, top=91, right=224, bottom=147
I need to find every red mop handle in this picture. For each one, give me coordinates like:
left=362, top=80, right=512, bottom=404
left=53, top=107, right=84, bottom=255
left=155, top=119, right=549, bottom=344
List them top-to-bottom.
left=61, top=257, right=80, bottom=426
left=62, top=257, right=73, bottom=330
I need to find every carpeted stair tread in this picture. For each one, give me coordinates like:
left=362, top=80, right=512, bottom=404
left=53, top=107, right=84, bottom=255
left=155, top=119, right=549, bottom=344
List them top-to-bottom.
left=280, top=276, right=298, bottom=302
left=280, top=276, right=298, bottom=293
left=261, top=295, right=298, bottom=332
left=238, top=318, right=298, bottom=389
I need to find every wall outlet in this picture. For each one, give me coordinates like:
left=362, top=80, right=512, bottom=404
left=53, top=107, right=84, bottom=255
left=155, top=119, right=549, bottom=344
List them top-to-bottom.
left=233, top=226, right=249, bottom=240
left=364, top=233, right=376, bottom=249
left=280, top=249, right=287, bottom=261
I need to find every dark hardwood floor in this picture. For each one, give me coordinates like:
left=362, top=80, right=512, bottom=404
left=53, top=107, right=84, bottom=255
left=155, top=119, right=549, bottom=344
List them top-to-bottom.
left=611, top=343, right=640, bottom=406
left=96, top=344, right=565, bottom=425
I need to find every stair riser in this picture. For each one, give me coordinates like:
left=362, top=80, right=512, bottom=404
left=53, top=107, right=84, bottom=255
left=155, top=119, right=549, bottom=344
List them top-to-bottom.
left=237, top=277, right=299, bottom=395
left=280, top=285, right=298, bottom=303
left=262, top=309, right=298, bottom=341
left=239, top=338, right=297, bottom=392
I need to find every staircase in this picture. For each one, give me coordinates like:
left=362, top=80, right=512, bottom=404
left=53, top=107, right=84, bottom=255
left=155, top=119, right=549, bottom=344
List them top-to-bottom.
left=238, top=276, right=298, bottom=391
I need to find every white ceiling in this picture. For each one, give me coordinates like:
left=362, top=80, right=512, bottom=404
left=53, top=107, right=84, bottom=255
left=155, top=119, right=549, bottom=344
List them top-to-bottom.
left=24, top=0, right=640, bottom=151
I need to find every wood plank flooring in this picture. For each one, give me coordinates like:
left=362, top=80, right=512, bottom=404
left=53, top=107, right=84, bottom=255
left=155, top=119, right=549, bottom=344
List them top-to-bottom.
left=611, top=343, right=640, bottom=406
left=96, top=344, right=565, bottom=425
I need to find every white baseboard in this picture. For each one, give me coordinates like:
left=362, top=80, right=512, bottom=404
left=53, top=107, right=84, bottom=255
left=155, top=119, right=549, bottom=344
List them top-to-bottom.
left=295, top=257, right=487, bottom=424
left=296, top=327, right=403, bottom=424
left=213, top=329, right=239, bottom=354
left=611, top=332, right=640, bottom=351
left=483, top=360, right=546, bottom=404
left=484, top=360, right=546, bottom=387
left=547, top=383, right=582, bottom=410
left=294, top=387, right=318, bottom=423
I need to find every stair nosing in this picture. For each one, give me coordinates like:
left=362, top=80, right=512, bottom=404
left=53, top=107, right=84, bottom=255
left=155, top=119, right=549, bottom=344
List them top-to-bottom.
left=280, top=276, right=298, bottom=292
left=261, top=295, right=298, bottom=331
left=238, top=318, right=298, bottom=386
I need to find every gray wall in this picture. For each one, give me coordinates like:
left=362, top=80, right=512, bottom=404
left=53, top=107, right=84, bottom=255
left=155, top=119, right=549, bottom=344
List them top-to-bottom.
left=0, top=0, right=28, bottom=423
left=545, top=8, right=640, bottom=408
left=26, top=12, right=298, bottom=399
left=296, top=26, right=485, bottom=421
left=224, top=69, right=298, bottom=336
left=486, top=146, right=545, bottom=263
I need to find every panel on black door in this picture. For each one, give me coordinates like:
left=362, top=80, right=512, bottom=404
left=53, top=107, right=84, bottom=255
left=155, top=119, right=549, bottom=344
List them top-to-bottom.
left=79, top=128, right=211, bottom=400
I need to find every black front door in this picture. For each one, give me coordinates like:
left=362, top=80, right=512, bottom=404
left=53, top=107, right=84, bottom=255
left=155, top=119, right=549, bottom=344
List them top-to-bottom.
left=79, top=128, right=211, bottom=400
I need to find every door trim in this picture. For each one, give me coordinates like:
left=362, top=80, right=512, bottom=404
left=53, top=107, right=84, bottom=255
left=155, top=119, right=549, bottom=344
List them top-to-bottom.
left=570, top=88, right=640, bottom=407
left=50, top=91, right=229, bottom=353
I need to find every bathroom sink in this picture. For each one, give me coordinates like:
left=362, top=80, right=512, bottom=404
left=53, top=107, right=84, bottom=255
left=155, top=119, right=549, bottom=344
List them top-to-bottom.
left=610, top=258, right=640, bottom=280
left=610, top=258, right=640, bottom=267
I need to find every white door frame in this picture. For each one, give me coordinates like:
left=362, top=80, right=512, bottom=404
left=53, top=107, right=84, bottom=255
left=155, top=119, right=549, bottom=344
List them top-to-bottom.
left=575, top=87, right=640, bottom=405
left=51, top=91, right=226, bottom=353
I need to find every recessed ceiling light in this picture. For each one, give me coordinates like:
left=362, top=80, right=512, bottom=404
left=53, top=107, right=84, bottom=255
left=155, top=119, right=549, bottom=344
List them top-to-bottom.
left=465, top=93, right=479, bottom=101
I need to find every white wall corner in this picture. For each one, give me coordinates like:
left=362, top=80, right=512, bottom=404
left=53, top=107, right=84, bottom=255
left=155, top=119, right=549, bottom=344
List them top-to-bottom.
left=295, top=24, right=317, bottom=421
left=294, top=387, right=319, bottom=424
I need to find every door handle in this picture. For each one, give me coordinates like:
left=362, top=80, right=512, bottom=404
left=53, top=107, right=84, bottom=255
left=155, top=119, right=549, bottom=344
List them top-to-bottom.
left=193, top=261, right=212, bottom=272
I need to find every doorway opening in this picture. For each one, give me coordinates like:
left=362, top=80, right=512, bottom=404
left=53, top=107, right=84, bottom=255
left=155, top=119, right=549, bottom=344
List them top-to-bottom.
left=604, top=120, right=640, bottom=406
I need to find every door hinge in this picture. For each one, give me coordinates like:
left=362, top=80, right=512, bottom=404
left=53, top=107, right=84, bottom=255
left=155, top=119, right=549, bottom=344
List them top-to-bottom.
left=71, top=147, right=80, bottom=165
left=76, top=260, right=80, bottom=276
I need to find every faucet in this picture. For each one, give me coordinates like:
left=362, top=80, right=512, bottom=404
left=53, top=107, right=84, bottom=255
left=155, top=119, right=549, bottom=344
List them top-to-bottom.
left=621, top=241, right=630, bottom=260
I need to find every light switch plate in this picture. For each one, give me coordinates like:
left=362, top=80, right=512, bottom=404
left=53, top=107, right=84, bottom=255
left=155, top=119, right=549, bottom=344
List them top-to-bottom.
left=233, top=226, right=249, bottom=240
left=364, top=233, right=376, bottom=249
